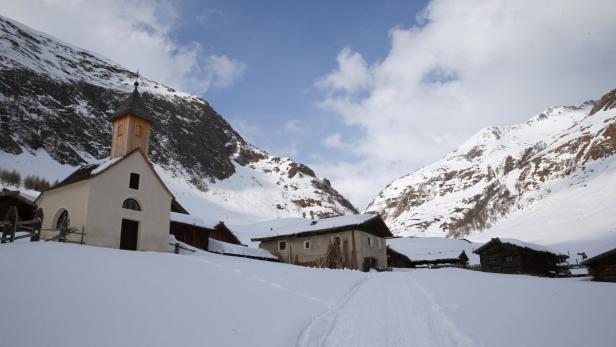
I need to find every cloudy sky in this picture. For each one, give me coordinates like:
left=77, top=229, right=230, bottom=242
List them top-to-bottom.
left=2, top=0, right=616, bottom=209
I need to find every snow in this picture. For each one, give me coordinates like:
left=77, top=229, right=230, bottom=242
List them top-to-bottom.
left=89, top=156, right=122, bottom=175
left=170, top=211, right=220, bottom=230
left=229, top=214, right=376, bottom=246
left=387, top=237, right=481, bottom=264
left=208, top=238, right=277, bottom=260
left=495, top=238, right=564, bottom=256
left=2, top=242, right=615, bottom=347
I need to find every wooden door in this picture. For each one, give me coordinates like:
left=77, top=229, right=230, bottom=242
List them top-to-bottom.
left=120, top=219, right=139, bottom=250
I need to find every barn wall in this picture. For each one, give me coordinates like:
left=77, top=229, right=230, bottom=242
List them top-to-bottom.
left=587, top=254, right=616, bottom=282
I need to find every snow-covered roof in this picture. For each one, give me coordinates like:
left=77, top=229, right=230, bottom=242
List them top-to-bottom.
left=170, top=212, right=221, bottom=230
left=249, top=214, right=390, bottom=242
left=388, top=237, right=481, bottom=264
left=208, top=238, right=277, bottom=260
left=475, top=238, right=566, bottom=256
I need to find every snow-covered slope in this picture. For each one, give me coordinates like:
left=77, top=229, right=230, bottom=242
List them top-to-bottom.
left=0, top=15, right=356, bottom=222
left=368, top=88, right=616, bottom=248
left=2, top=242, right=615, bottom=347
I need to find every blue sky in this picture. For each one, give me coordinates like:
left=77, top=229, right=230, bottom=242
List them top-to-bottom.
left=2, top=0, right=616, bottom=208
left=171, top=0, right=428, bottom=163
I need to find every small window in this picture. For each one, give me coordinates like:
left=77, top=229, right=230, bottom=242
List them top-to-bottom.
left=117, top=124, right=124, bottom=136
left=129, top=173, right=140, bottom=189
left=122, top=198, right=141, bottom=211
left=333, top=236, right=341, bottom=245
left=368, top=236, right=373, bottom=247
left=304, top=240, right=311, bottom=249
left=278, top=241, right=287, bottom=251
left=504, top=255, right=513, bottom=263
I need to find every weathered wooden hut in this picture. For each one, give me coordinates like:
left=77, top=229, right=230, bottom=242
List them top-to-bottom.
left=0, top=189, right=37, bottom=220
left=386, top=237, right=480, bottom=268
left=473, top=238, right=568, bottom=276
left=386, top=246, right=413, bottom=268
left=582, top=247, right=616, bottom=282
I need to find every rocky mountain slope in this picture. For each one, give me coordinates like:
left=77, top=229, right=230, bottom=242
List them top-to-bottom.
left=0, top=15, right=356, bottom=222
left=367, top=89, right=616, bottom=241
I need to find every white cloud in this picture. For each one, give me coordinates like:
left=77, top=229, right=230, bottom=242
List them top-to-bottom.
left=0, top=0, right=246, bottom=94
left=315, top=0, right=616, bottom=209
left=316, top=47, right=371, bottom=94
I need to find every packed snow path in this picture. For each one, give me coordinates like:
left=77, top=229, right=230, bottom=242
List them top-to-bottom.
left=297, top=272, right=472, bottom=347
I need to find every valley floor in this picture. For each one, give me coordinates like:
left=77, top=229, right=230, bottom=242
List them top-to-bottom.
left=1, top=243, right=614, bottom=347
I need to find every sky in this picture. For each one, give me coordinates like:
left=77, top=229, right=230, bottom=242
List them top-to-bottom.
left=1, top=0, right=616, bottom=209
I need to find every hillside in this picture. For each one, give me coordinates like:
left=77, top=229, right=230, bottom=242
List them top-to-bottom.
left=0, top=15, right=356, bottom=222
left=368, top=88, right=616, bottom=246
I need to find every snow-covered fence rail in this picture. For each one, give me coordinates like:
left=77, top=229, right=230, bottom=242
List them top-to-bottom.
left=0, top=206, right=43, bottom=243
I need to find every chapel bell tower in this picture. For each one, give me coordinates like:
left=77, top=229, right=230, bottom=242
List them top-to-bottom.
left=110, top=81, right=153, bottom=159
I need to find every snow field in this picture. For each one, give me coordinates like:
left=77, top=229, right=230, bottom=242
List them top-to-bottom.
left=2, top=242, right=615, bottom=347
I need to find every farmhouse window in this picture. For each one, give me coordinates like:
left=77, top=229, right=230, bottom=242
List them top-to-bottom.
left=129, top=173, right=140, bottom=189
left=122, top=198, right=141, bottom=211
left=368, top=236, right=373, bottom=247
left=304, top=240, right=311, bottom=249
left=278, top=241, right=287, bottom=251
left=504, top=256, right=513, bottom=263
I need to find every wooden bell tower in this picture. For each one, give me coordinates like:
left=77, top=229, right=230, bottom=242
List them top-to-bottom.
left=110, top=81, right=153, bottom=159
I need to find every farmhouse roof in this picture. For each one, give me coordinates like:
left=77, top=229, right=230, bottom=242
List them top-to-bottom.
left=111, top=83, right=155, bottom=122
left=38, top=149, right=186, bottom=213
left=0, top=188, right=37, bottom=207
left=251, top=213, right=393, bottom=242
left=387, top=236, right=480, bottom=264
left=473, top=237, right=566, bottom=257
left=582, top=247, right=616, bottom=266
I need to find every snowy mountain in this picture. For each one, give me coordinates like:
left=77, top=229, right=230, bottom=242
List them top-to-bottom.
left=0, top=15, right=356, bottom=222
left=367, top=88, right=616, bottom=245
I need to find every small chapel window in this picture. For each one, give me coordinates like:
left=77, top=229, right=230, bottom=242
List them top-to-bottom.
left=129, top=173, right=140, bottom=189
left=122, top=198, right=141, bottom=211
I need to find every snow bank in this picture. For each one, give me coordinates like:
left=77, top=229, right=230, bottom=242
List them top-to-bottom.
left=208, top=238, right=277, bottom=260
left=0, top=242, right=364, bottom=347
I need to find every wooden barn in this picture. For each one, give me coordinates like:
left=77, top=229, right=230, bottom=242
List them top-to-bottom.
left=0, top=189, right=37, bottom=220
left=386, top=237, right=479, bottom=268
left=474, top=238, right=568, bottom=276
left=386, top=246, right=413, bottom=268
left=582, top=247, right=616, bottom=282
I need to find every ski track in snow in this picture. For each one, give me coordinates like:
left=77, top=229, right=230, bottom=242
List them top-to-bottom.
left=297, top=272, right=472, bottom=347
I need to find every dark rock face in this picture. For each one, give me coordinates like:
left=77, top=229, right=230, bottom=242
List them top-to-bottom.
left=0, top=68, right=249, bottom=178
left=590, top=88, right=616, bottom=115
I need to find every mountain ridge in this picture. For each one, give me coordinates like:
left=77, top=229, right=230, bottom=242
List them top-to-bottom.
left=367, top=91, right=616, bottom=243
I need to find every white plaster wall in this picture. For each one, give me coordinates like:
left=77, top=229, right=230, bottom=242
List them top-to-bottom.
left=86, top=153, right=171, bottom=252
left=36, top=180, right=90, bottom=242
